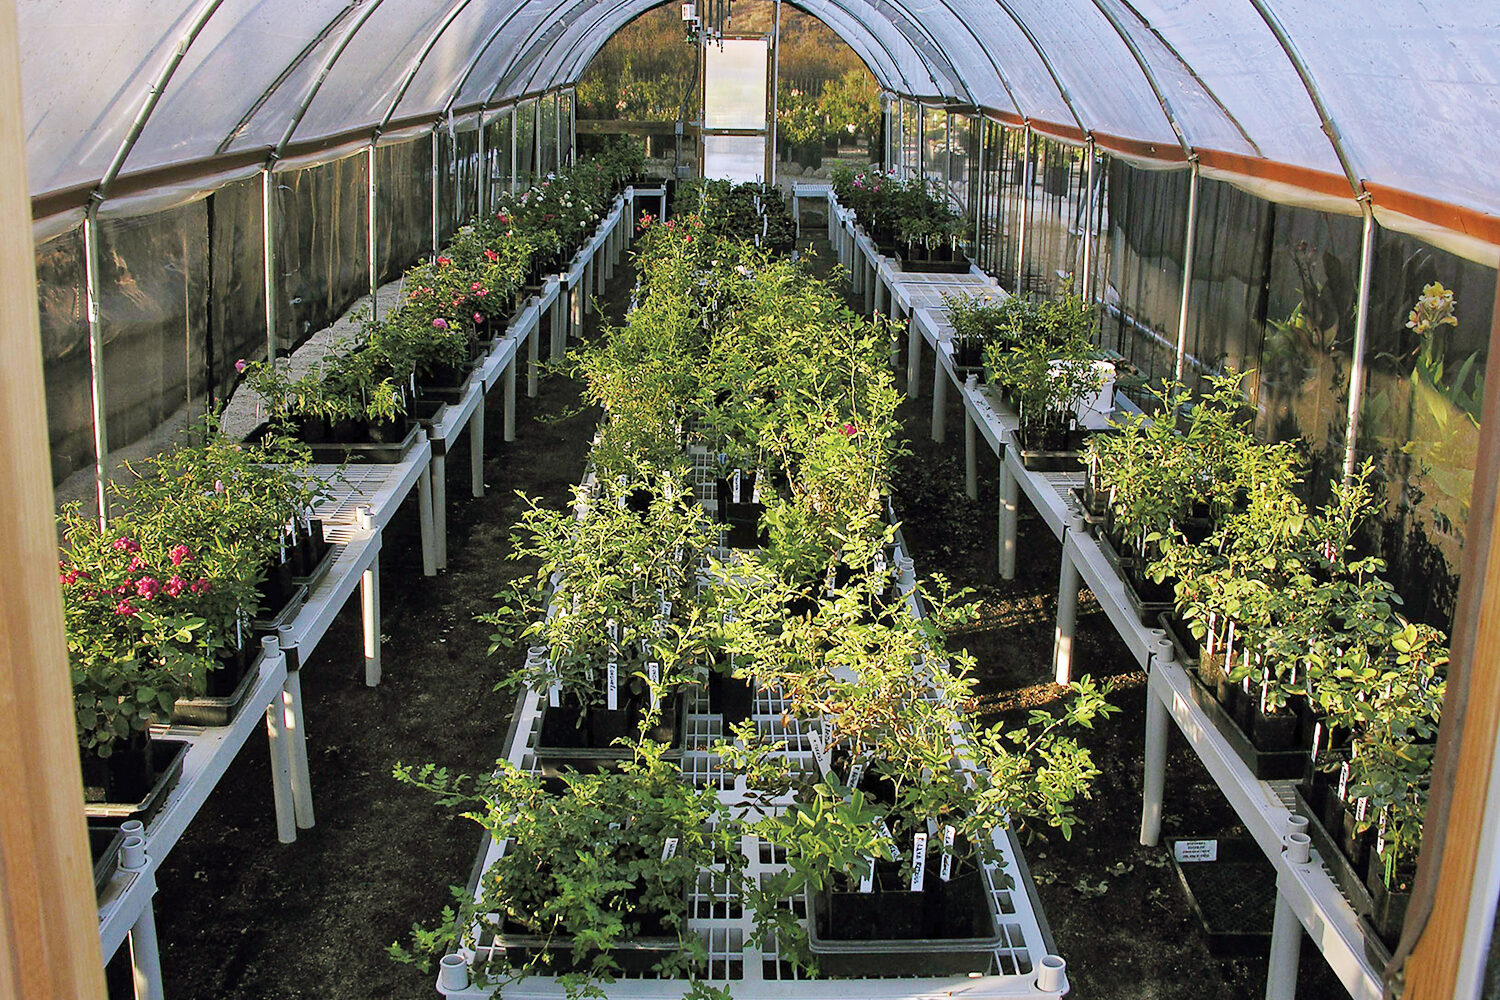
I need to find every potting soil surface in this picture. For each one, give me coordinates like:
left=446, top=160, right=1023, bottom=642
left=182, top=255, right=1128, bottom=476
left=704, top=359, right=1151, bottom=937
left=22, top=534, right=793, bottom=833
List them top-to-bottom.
left=137, top=218, right=1343, bottom=1000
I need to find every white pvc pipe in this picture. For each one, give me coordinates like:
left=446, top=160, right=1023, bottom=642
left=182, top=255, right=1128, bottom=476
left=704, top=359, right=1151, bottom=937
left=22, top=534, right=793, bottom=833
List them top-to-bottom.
left=1285, top=831, right=1312, bottom=865
left=120, top=835, right=146, bottom=871
left=1266, top=890, right=1301, bottom=1000
left=438, top=954, right=470, bottom=991
left=1036, top=954, right=1067, bottom=992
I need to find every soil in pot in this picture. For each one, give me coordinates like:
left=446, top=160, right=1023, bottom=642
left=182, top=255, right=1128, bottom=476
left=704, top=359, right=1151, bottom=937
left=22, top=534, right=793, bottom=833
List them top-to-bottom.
left=257, top=556, right=296, bottom=616
left=537, top=687, right=678, bottom=751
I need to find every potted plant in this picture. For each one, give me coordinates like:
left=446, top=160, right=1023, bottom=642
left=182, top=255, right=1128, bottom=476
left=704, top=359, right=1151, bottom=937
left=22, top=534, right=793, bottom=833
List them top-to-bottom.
left=986, top=335, right=1107, bottom=471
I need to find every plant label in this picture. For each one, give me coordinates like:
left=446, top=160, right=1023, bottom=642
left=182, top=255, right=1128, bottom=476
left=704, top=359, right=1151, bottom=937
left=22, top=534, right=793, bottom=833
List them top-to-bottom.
left=752, top=468, right=764, bottom=503
left=731, top=469, right=742, bottom=504
left=661, top=599, right=672, bottom=620
left=607, top=618, right=619, bottom=644
left=607, top=660, right=619, bottom=710
left=648, top=662, right=660, bottom=711
left=548, top=680, right=561, bottom=708
left=807, top=728, right=832, bottom=776
left=847, top=760, right=865, bottom=790
left=1337, top=762, right=1351, bottom=804
left=1356, top=797, right=1369, bottom=823
left=1376, top=807, right=1388, bottom=856
left=875, top=818, right=901, bottom=860
left=940, top=825, right=956, bottom=881
left=910, top=833, right=928, bottom=891
left=661, top=837, right=679, bottom=861
left=1173, top=840, right=1218, bottom=863
left=859, top=857, right=875, bottom=893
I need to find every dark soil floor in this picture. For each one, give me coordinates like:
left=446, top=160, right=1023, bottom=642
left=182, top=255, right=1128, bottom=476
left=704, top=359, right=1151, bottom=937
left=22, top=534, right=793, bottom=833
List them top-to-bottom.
left=131, top=216, right=1345, bottom=999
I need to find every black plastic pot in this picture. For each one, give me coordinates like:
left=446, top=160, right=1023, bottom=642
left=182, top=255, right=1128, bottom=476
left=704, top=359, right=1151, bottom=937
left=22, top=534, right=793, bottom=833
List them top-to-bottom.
left=707, top=668, right=755, bottom=725
left=1249, top=703, right=1300, bottom=753
left=82, top=736, right=191, bottom=824
left=1364, top=853, right=1414, bottom=952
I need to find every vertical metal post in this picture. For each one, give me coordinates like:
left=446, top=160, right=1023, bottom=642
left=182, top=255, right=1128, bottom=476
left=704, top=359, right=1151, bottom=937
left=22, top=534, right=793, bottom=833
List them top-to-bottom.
left=769, top=0, right=781, bottom=181
left=477, top=109, right=488, bottom=218
left=510, top=110, right=518, bottom=193
left=973, top=116, right=986, bottom=256
left=1015, top=124, right=1032, bottom=294
left=431, top=128, right=440, bottom=255
left=1081, top=137, right=1097, bottom=303
left=367, top=141, right=379, bottom=315
left=1172, top=160, right=1201, bottom=382
left=261, top=168, right=278, bottom=363
left=1342, top=202, right=1376, bottom=479
left=81, top=204, right=109, bottom=526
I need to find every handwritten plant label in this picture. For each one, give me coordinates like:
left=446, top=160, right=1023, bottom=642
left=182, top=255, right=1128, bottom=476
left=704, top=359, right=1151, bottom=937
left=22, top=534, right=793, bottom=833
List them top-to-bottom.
left=752, top=468, right=764, bottom=503
left=731, top=469, right=742, bottom=504
left=607, top=659, right=619, bottom=710
left=648, top=662, right=660, bottom=711
left=807, top=727, right=832, bottom=776
left=847, top=759, right=866, bottom=790
left=875, top=818, right=901, bottom=860
left=940, top=825, right=956, bottom=881
left=910, top=833, right=929, bottom=891
left=661, top=837, right=679, bottom=861
left=859, top=857, right=875, bottom=893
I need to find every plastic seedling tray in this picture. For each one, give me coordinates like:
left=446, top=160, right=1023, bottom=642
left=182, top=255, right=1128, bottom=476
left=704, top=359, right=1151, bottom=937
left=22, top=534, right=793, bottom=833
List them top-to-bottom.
left=304, top=421, right=421, bottom=464
left=292, top=536, right=338, bottom=589
left=252, top=582, right=309, bottom=633
left=1156, top=612, right=1200, bottom=671
left=171, top=650, right=263, bottom=727
left=1181, top=669, right=1308, bottom=780
left=531, top=690, right=690, bottom=773
left=84, top=737, right=191, bottom=825
left=1292, top=785, right=1376, bottom=922
left=1167, top=837, right=1276, bottom=958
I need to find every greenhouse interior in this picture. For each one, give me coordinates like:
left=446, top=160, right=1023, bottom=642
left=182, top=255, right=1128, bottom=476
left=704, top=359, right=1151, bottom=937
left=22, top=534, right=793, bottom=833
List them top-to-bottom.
left=4, top=1, right=1500, bottom=998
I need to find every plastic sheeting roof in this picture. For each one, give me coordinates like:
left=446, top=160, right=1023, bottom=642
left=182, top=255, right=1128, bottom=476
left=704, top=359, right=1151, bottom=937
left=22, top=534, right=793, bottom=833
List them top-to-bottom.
left=19, top=0, right=1500, bottom=260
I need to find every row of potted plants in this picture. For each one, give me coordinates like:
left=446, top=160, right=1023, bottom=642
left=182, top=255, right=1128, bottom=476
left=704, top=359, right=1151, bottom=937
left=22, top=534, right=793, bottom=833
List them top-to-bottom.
left=244, top=143, right=646, bottom=457
left=829, top=165, right=967, bottom=270
left=671, top=179, right=799, bottom=256
left=392, top=216, right=1114, bottom=989
left=1081, top=371, right=1447, bottom=953
left=61, top=419, right=325, bottom=819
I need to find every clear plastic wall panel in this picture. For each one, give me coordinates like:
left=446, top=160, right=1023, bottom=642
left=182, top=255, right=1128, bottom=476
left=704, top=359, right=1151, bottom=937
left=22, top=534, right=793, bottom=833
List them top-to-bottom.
left=122, top=0, right=356, bottom=177
left=1000, top=0, right=1178, bottom=144
left=1121, top=0, right=1340, bottom=173
left=18, top=1, right=195, bottom=197
left=1266, top=1, right=1500, bottom=221
left=292, top=2, right=468, bottom=144
left=704, top=39, right=768, bottom=130
left=540, top=95, right=560, bottom=176
left=900, top=98, right=919, bottom=177
left=516, top=101, right=537, bottom=184
left=921, top=106, right=946, bottom=184
left=487, top=112, right=515, bottom=209
left=952, top=113, right=977, bottom=252
left=976, top=120, right=1004, bottom=275
left=994, top=125, right=1027, bottom=292
left=455, top=127, right=481, bottom=227
left=437, top=131, right=458, bottom=245
left=703, top=135, right=766, bottom=184
left=1026, top=138, right=1089, bottom=297
left=378, top=140, right=433, bottom=283
left=1081, top=145, right=1110, bottom=308
left=273, top=156, right=370, bottom=356
left=1100, top=161, right=1188, bottom=388
left=205, top=177, right=267, bottom=406
left=96, top=204, right=210, bottom=487
left=35, top=229, right=94, bottom=494
left=1357, top=232, right=1496, bottom=627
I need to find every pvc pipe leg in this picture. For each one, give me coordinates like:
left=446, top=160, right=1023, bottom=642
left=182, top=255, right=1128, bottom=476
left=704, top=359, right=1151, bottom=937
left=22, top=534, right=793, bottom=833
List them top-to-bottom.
left=862, top=263, right=875, bottom=316
left=874, top=273, right=886, bottom=317
left=550, top=295, right=565, bottom=360
left=907, top=315, right=923, bottom=397
left=527, top=319, right=540, bottom=398
left=503, top=359, right=517, bottom=442
left=931, top=366, right=947, bottom=443
left=470, top=405, right=485, bottom=498
left=965, top=416, right=978, bottom=501
left=431, top=453, right=447, bottom=571
left=999, top=462, right=1018, bottom=580
left=417, top=464, right=437, bottom=577
left=1053, top=553, right=1080, bottom=685
left=362, top=556, right=382, bottom=686
left=283, top=672, right=315, bottom=829
left=1139, top=685, right=1169, bottom=846
left=265, top=690, right=296, bottom=843
left=1266, top=890, right=1302, bottom=1000
left=129, top=904, right=166, bottom=1000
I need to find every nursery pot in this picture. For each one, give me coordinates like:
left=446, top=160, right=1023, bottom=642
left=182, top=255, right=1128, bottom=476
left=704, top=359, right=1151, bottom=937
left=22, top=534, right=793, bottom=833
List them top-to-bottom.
left=707, top=668, right=755, bottom=725
left=1364, top=852, right=1415, bottom=951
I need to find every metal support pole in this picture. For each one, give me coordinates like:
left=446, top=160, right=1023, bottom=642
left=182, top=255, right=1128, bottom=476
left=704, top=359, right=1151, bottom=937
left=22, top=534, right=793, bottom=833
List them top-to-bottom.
left=769, top=0, right=781, bottom=181
left=477, top=109, right=488, bottom=217
left=510, top=111, right=518, bottom=193
left=973, top=115, right=986, bottom=255
left=1015, top=124, right=1032, bottom=294
left=431, top=128, right=441, bottom=255
left=1081, top=137, right=1097, bottom=303
left=367, top=141, right=379, bottom=314
left=1172, top=160, right=1201, bottom=382
left=261, top=168, right=278, bottom=363
left=1342, top=203, right=1376, bottom=479
left=82, top=205, right=110, bottom=526
left=998, top=458, right=1018, bottom=579
left=1140, top=681, right=1169, bottom=846
left=1266, top=889, right=1302, bottom=1000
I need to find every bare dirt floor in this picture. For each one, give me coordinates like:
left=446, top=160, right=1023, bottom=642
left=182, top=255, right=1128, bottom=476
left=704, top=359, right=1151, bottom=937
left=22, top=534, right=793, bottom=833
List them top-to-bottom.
left=131, top=216, right=1345, bottom=999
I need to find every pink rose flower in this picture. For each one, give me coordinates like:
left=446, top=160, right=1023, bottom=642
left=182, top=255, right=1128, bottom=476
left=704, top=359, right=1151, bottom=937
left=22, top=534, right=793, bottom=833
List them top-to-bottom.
left=473, top=312, right=484, bottom=324
left=432, top=318, right=448, bottom=330
left=235, top=358, right=248, bottom=373
left=841, top=423, right=858, bottom=436
left=112, top=537, right=141, bottom=553
left=169, top=544, right=192, bottom=566
left=127, top=555, right=145, bottom=573
left=165, top=575, right=187, bottom=598
left=135, top=576, right=160, bottom=601
left=190, top=578, right=211, bottom=595
left=114, top=600, right=138, bottom=617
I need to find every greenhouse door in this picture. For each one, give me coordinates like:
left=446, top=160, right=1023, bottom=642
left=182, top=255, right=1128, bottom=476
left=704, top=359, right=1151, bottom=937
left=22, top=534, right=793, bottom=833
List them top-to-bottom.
left=701, top=37, right=770, bottom=183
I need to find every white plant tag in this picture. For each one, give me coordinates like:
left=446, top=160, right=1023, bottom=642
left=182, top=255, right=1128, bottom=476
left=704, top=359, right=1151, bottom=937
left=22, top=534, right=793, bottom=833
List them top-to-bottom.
left=752, top=468, right=764, bottom=503
left=731, top=469, right=742, bottom=504
left=617, top=474, right=628, bottom=508
left=661, top=599, right=672, bottom=619
left=607, top=618, right=619, bottom=644
left=607, top=660, right=619, bottom=710
left=648, top=662, right=660, bottom=711
left=548, top=680, right=561, bottom=708
left=807, top=728, right=831, bottom=776
left=847, top=760, right=866, bottom=790
left=1337, top=761, right=1351, bottom=803
left=1356, top=796, right=1369, bottom=822
left=1376, top=807, right=1389, bottom=856
left=875, top=818, right=901, bottom=860
left=940, top=825, right=956, bottom=881
left=910, top=833, right=928, bottom=891
left=661, top=837, right=679, bottom=861
left=1173, top=840, right=1218, bottom=863
left=859, top=857, right=875, bottom=893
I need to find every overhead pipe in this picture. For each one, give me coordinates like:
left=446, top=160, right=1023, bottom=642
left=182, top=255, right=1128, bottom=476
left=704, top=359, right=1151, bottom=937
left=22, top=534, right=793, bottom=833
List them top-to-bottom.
left=269, top=0, right=390, bottom=159
left=1172, top=160, right=1201, bottom=383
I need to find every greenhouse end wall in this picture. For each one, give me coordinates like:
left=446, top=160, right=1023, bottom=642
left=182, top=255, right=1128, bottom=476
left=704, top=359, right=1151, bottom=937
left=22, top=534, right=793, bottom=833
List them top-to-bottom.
left=38, top=92, right=576, bottom=516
